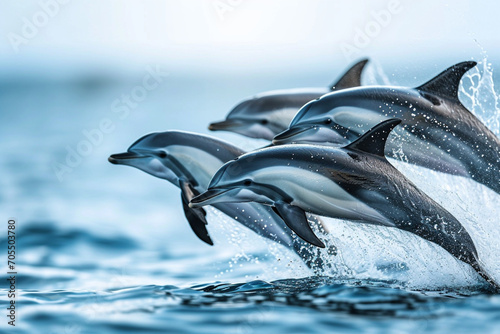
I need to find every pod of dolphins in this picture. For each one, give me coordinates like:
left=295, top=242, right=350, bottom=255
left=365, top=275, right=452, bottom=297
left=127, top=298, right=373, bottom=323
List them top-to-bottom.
left=109, top=59, right=500, bottom=290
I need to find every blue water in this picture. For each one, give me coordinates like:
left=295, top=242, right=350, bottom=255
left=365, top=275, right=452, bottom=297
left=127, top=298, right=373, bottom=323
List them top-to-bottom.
left=1, top=58, right=500, bottom=333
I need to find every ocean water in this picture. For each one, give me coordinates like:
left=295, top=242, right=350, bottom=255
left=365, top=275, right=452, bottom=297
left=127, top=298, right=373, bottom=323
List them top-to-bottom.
left=1, top=58, right=500, bottom=334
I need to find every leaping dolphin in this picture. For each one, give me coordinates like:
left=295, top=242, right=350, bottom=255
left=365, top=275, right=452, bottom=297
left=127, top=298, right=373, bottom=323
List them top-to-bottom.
left=209, top=59, right=369, bottom=140
left=273, top=61, right=500, bottom=194
left=191, top=119, right=499, bottom=289
left=108, top=131, right=323, bottom=265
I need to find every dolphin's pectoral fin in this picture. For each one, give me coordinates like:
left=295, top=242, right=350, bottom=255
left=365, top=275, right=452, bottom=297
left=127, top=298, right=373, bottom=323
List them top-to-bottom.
left=330, top=58, right=369, bottom=91
left=416, top=61, right=477, bottom=102
left=344, top=118, right=402, bottom=157
left=179, top=180, right=213, bottom=246
left=181, top=194, right=213, bottom=245
left=273, top=202, right=325, bottom=248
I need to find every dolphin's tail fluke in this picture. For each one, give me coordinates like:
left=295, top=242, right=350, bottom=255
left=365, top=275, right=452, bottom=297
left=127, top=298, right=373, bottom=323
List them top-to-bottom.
left=471, top=259, right=500, bottom=292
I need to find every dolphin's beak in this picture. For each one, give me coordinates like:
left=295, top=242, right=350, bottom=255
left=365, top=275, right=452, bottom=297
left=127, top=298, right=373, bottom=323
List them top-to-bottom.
left=209, top=119, right=246, bottom=131
left=272, top=125, right=312, bottom=145
left=108, top=151, right=146, bottom=165
left=189, top=188, right=230, bottom=208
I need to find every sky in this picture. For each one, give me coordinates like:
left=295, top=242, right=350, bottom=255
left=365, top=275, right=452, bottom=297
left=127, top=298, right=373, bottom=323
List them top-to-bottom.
left=0, top=0, right=499, bottom=77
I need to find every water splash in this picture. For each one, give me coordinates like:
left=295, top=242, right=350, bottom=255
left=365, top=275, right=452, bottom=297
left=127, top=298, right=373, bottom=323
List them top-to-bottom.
left=459, top=57, right=500, bottom=136
left=362, top=60, right=392, bottom=86
left=204, top=208, right=313, bottom=281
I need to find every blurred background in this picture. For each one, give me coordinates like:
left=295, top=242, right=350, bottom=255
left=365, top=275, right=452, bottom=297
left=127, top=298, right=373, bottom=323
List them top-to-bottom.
left=1, top=1, right=500, bottom=332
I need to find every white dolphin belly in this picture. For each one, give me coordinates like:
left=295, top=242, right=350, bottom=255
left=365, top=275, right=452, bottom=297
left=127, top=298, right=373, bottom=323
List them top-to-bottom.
left=252, top=167, right=392, bottom=226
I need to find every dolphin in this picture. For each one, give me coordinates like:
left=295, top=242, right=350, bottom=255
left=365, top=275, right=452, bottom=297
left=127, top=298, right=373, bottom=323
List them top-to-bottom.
left=208, top=59, right=369, bottom=140
left=273, top=61, right=500, bottom=194
left=191, top=119, right=499, bottom=289
left=108, top=131, right=324, bottom=265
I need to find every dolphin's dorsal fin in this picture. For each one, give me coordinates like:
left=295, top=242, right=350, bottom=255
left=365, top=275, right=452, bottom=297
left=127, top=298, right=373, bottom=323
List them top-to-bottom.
left=330, top=58, right=369, bottom=91
left=416, top=61, right=477, bottom=101
left=344, top=119, right=402, bottom=157
left=180, top=180, right=213, bottom=246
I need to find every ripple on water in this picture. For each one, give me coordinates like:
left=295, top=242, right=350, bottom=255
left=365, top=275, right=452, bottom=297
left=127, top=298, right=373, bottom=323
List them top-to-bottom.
left=11, top=277, right=500, bottom=334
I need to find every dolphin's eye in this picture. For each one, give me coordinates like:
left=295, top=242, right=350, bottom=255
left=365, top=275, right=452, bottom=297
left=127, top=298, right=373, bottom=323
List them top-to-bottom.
left=325, top=118, right=332, bottom=125
left=261, top=119, right=268, bottom=125
left=157, top=151, right=167, bottom=158
left=243, top=180, right=252, bottom=186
